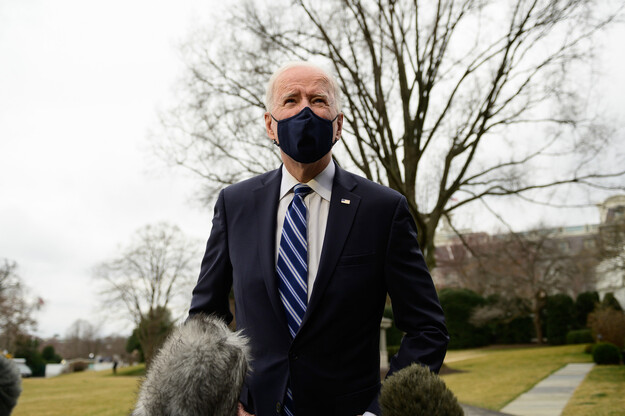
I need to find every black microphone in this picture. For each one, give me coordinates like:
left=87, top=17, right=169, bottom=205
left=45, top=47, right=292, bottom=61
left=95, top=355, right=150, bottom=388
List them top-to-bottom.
left=132, top=314, right=249, bottom=416
left=0, top=355, right=22, bottom=416
left=380, top=363, right=464, bottom=416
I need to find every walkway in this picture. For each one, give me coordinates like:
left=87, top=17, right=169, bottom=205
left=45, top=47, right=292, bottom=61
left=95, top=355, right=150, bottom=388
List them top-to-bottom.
left=460, top=363, right=594, bottom=416
left=499, top=363, right=594, bottom=416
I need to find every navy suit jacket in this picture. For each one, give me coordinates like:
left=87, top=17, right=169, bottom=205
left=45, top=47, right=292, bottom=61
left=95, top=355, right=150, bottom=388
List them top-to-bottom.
left=189, top=163, right=448, bottom=416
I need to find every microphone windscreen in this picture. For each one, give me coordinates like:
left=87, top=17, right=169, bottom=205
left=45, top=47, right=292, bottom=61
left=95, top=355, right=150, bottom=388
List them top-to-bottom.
left=132, top=314, right=249, bottom=416
left=0, top=355, right=22, bottom=416
left=380, top=363, right=464, bottom=416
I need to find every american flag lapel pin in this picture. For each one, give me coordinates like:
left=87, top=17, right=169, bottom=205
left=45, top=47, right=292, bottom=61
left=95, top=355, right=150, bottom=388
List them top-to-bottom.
left=341, top=198, right=351, bottom=205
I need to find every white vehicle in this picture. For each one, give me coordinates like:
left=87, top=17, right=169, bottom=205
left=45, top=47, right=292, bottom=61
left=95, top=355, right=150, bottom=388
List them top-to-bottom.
left=13, top=358, right=32, bottom=377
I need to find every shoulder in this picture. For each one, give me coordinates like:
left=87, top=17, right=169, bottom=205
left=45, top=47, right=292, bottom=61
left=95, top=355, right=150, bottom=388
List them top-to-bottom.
left=335, top=164, right=404, bottom=203
left=222, top=168, right=281, bottom=195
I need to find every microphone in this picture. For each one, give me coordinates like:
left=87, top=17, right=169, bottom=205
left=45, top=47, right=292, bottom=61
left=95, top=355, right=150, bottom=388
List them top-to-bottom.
left=132, top=314, right=250, bottom=416
left=0, top=355, right=22, bottom=416
left=380, top=363, right=464, bottom=416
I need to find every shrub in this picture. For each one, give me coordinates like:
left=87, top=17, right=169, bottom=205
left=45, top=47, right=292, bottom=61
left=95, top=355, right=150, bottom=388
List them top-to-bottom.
left=439, top=288, right=490, bottom=349
left=574, top=291, right=599, bottom=329
left=601, top=292, right=623, bottom=311
left=545, top=294, right=574, bottom=345
left=472, top=295, right=534, bottom=345
left=587, top=307, right=625, bottom=349
left=492, top=317, right=534, bottom=344
left=126, top=328, right=145, bottom=363
left=566, top=329, right=594, bottom=345
left=13, top=336, right=46, bottom=377
left=592, top=342, right=622, bottom=365
left=41, top=345, right=62, bottom=363
left=69, top=360, right=89, bottom=372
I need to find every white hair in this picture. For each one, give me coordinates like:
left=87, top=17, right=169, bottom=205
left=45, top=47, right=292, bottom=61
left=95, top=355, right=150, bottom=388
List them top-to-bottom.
left=264, top=61, right=342, bottom=113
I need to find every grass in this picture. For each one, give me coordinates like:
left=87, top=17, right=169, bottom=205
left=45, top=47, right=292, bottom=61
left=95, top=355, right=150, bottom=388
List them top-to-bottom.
left=440, top=344, right=592, bottom=410
left=12, top=346, right=624, bottom=415
left=13, top=365, right=144, bottom=416
left=561, top=365, right=625, bottom=416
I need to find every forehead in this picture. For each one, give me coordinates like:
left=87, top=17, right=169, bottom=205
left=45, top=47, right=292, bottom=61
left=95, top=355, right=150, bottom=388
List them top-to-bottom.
left=273, top=66, right=333, bottom=96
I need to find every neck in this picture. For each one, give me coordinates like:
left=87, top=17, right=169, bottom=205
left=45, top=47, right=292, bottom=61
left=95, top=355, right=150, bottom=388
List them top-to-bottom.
left=282, top=152, right=332, bottom=183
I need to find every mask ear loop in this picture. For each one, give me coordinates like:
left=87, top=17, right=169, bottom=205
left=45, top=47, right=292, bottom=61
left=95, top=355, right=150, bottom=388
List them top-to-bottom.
left=331, top=113, right=340, bottom=145
left=270, top=114, right=280, bottom=146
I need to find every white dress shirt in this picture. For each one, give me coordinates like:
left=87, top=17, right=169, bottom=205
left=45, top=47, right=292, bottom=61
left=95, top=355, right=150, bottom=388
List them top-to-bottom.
left=275, top=162, right=377, bottom=416
left=275, top=162, right=334, bottom=300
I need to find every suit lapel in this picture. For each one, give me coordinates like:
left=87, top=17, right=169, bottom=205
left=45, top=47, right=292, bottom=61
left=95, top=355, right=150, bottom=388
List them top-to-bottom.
left=301, top=164, right=360, bottom=329
left=253, top=168, right=289, bottom=330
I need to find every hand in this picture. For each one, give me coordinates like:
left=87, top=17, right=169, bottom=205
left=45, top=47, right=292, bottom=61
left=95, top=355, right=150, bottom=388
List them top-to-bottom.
left=238, top=403, right=255, bottom=416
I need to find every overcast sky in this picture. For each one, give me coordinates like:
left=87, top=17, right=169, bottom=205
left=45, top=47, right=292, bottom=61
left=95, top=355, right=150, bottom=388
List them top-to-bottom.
left=0, top=0, right=219, bottom=339
left=1, top=1, right=624, bottom=340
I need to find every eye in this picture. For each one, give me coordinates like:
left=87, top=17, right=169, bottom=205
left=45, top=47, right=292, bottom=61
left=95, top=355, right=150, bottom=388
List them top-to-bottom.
left=312, top=97, right=328, bottom=105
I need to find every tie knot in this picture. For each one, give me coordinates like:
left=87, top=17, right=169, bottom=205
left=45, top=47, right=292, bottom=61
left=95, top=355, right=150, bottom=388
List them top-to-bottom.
left=293, top=184, right=312, bottom=197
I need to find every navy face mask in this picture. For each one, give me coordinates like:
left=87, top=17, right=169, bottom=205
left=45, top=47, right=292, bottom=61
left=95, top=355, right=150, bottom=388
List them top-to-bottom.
left=272, top=107, right=339, bottom=163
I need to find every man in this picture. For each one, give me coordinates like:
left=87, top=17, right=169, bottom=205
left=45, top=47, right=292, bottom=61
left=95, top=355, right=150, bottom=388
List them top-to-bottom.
left=189, top=62, right=448, bottom=416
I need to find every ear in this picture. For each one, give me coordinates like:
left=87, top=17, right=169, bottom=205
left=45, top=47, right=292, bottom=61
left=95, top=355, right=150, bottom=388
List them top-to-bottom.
left=264, top=112, right=277, bottom=143
left=334, top=113, right=344, bottom=142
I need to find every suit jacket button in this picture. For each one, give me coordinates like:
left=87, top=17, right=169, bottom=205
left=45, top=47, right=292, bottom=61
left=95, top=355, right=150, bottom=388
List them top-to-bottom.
left=276, top=402, right=282, bottom=413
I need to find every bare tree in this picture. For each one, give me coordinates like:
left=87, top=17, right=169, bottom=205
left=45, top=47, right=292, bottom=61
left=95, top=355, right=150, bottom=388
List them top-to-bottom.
left=158, top=0, right=625, bottom=266
left=93, top=223, right=199, bottom=365
left=438, top=227, right=598, bottom=343
left=0, top=259, right=41, bottom=353
left=62, top=319, right=101, bottom=359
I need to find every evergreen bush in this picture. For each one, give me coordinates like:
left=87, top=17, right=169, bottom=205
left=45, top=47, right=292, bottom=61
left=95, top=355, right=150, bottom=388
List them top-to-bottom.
left=439, top=288, right=490, bottom=349
left=574, top=291, right=599, bottom=329
left=601, top=293, right=623, bottom=311
left=545, top=294, right=574, bottom=345
left=492, top=316, right=534, bottom=344
left=566, top=329, right=594, bottom=345
left=13, top=336, right=46, bottom=377
left=592, top=342, right=622, bottom=365
left=41, top=345, right=62, bottom=363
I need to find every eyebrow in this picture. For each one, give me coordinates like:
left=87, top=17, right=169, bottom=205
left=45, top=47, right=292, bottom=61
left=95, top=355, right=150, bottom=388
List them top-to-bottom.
left=278, top=91, right=331, bottom=102
left=279, top=91, right=300, bottom=101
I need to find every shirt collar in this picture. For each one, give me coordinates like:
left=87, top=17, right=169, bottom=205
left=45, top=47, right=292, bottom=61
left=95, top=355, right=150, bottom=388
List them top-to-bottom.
left=279, top=161, right=335, bottom=202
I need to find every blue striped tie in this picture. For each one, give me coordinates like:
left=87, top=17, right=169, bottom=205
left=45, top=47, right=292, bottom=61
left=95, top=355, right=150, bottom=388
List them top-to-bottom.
left=277, top=183, right=312, bottom=416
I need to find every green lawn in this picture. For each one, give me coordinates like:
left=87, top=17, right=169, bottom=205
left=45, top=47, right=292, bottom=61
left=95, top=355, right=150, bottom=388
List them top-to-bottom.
left=441, top=344, right=617, bottom=412
left=12, top=346, right=624, bottom=415
left=561, top=365, right=625, bottom=416
left=13, top=366, right=143, bottom=416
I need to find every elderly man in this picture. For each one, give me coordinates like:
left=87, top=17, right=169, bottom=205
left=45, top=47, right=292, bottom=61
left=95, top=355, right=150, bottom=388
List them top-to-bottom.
left=189, top=62, right=448, bottom=416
